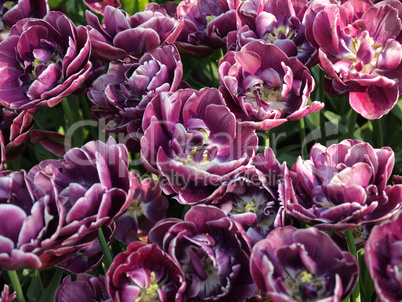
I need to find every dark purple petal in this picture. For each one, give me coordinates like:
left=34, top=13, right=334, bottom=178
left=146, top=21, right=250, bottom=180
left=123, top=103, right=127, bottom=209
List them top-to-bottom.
left=0, top=11, right=92, bottom=109
left=218, top=41, right=318, bottom=130
left=141, top=88, right=257, bottom=205
left=286, top=139, right=402, bottom=231
left=148, top=205, right=255, bottom=301
left=365, top=211, right=402, bottom=301
left=251, top=226, right=359, bottom=300
left=106, top=242, right=186, bottom=302
left=55, top=274, right=109, bottom=302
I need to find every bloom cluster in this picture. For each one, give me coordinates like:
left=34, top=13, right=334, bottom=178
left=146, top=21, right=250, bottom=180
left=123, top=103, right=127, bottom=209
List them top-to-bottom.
left=0, top=0, right=401, bottom=301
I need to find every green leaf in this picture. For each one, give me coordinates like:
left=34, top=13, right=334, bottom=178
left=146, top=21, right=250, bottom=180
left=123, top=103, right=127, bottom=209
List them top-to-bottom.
left=48, top=0, right=63, bottom=8
left=66, top=0, right=76, bottom=12
left=121, top=0, right=135, bottom=14
left=122, top=0, right=149, bottom=14
left=138, top=0, right=149, bottom=11
left=391, top=98, right=402, bottom=121
left=304, top=110, right=320, bottom=129
left=323, top=110, right=340, bottom=123
left=358, top=248, right=376, bottom=301
left=39, top=269, right=64, bottom=302
left=27, top=271, right=43, bottom=302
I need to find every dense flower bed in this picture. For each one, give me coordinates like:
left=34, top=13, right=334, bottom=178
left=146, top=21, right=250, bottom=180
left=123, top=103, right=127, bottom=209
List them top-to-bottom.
left=0, top=0, right=401, bottom=301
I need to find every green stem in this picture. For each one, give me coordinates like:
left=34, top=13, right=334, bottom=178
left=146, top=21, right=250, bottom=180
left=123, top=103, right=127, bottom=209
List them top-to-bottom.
left=347, top=109, right=358, bottom=140
left=299, top=118, right=308, bottom=159
left=372, top=118, right=383, bottom=148
left=264, top=130, right=270, bottom=149
left=98, top=228, right=113, bottom=272
left=345, top=230, right=361, bottom=302
left=7, top=270, right=25, bottom=302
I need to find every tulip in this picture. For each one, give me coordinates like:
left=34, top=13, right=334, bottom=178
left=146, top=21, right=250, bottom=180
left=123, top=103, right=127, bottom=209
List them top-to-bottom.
left=228, top=0, right=315, bottom=65
left=310, top=0, right=402, bottom=119
left=86, top=5, right=183, bottom=62
left=0, top=12, right=92, bottom=109
left=219, top=41, right=322, bottom=131
left=88, top=45, right=184, bottom=152
left=141, top=87, right=258, bottom=204
left=286, top=139, right=402, bottom=231
left=114, top=177, right=168, bottom=245
left=148, top=205, right=256, bottom=301
left=365, top=211, right=402, bottom=302
left=250, top=226, right=359, bottom=301
left=106, top=242, right=186, bottom=302
left=55, top=274, right=110, bottom=302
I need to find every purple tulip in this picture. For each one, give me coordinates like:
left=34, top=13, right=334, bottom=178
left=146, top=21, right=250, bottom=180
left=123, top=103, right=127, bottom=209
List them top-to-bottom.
left=0, top=0, right=49, bottom=29
left=83, top=0, right=121, bottom=15
left=174, top=0, right=240, bottom=57
left=227, top=0, right=315, bottom=65
left=303, top=0, right=347, bottom=51
left=310, top=0, right=402, bottom=119
left=86, top=5, right=183, bottom=62
left=0, top=11, right=92, bottom=110
left=219, top=41, right=322, bottom=131
left=88, top=44, right=185, bottom=153
left=141, top=87, right=258, bottom=205
left=0, top=107, right=36, bottom=165
left=26, top=137, right=135, bottom=269
left=286, top=139, right=402, bottom=231
left=217, top=147, right=289, bottom=245
left=0, top=170, right=44, bottom=270
left=114, top=177, right=168, bottom=245
left=219, top=177, right=284, bottom=245
left=0, top=203, right=42, bottom=270
left=148, top=205, right=256, bottom=301
left=365, top=211, right=402, bottom=302
left=57, top=225, right=114, bottom=274
left=250, top=226, right=359, bottom=301
left=57, top=240, right=104, bottom=274
left=106, top=241, right=186, bottom=302
left=55, top=274, right=110, bottom=302
left=0, top=285, right=16, bottom=302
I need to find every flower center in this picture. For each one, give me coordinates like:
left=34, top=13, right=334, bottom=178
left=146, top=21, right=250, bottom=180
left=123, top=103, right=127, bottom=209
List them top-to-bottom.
left=2, top=1, right=16, bottom=11
left=205, top=15, right=216, bottom=24
left=264, top=25, right=296, bottom=42
left=343, top=31, right=383, bottom=75
left=25, top=48, right=62, bottom=81
left=244, top=85, right=286, bottom=112
left=261, top=87, right=285, bottom=108
left=177, top=127, right=216, bottom=170
left=127, top=199, right=143, bottom=218
left=244, top=201, right=256, bottom=212
left=352, top=225, right=363, bottom=238
left=198, top=256, right=221, bottom=296
left=284, top=269, right=329, bottom=302
left=134, top=271, right=160, bottom=302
